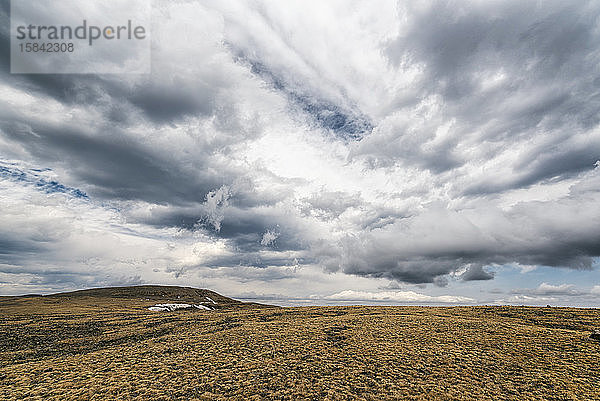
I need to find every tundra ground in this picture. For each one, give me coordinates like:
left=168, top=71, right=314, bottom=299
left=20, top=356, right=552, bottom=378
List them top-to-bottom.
left=1, top=288, right=599, bottom=400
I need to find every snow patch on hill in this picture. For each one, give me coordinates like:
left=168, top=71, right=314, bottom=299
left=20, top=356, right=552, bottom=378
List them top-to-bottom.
left=148, top=303, right=213, bottom=312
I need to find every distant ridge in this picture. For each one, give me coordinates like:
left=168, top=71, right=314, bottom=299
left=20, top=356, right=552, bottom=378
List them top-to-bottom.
left=31, top=285, right=270, bottom=309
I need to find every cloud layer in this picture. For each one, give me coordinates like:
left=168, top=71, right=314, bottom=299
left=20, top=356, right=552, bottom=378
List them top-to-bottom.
left=0, top=0, right=599, bottom=302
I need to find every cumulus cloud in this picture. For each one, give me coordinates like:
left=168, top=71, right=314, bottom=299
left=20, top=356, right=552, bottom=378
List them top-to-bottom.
left=0, top=0, right=599, bottom=301
left=495, top=282, right=600, bottom=305
left=511, top=283, right=588, bottom=297
left=533, top=283, right=584, bottom=296
left=325, top=290, right=474, bottom=304
left=501, top=295, right=557, bottom=305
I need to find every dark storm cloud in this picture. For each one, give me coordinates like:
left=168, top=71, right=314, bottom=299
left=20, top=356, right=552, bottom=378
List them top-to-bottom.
left=357, top=1, right=600, bottom=182
left=387, top=2, right=597, bottom=101
left=0, top=4, right=106, bottom=103
left=0, top=6, right=216, bottom=127
left=0, top=59, right=263, bottom=207
left=4, top=73, right=216, bottom=126
left=128, top=79, right=217, bottom=124
left=0, top=118, right=222, bottom=204
left=512, top=143, right=600, bottom=186
left=317, top=191, right=600, bottom=284
left=213, top=207, right=312, bottom=258
left=0, top=235, right=46, bottom=263
left=460, top=264, right=494, bottom=281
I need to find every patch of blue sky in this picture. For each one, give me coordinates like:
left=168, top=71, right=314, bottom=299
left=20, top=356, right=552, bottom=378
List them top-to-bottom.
left=243, top=57, right=373, bottom=141
left=0, top=161, right=88, bottom=200
left=452, top=263, right=600, bottom=299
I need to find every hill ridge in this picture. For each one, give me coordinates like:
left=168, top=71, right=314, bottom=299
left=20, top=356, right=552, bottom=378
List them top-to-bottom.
left=41, top=284, right=244, bottom=306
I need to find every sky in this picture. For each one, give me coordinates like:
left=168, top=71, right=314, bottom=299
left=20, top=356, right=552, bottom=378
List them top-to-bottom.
left=1, top=0, right=600, bottom=306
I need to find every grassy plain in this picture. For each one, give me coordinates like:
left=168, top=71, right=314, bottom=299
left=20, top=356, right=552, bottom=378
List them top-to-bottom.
left=0, top=286, right=599, bottom=400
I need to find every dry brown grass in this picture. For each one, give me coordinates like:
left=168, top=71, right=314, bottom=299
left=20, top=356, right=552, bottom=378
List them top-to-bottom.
left=1, top=288, right=599, bottom=400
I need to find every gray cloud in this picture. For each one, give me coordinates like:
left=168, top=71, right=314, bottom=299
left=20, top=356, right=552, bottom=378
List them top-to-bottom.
left=357, top=1, right=600, bottom=182
left=128, top=78, right=217, bottom=124
left=316, top=191, right=600, bottom=284
left=460, top=264, right=495, bottom=281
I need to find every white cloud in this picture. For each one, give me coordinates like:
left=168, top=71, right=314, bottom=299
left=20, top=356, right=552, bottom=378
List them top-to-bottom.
left=199, top=185, right=231, bottom=232
left=260, top=230, right=279, bottom=246
left=501, top=283, right=596, bottom=305
left=534, top=283, right=581, bottom=296
left=325, top=290, right=474, bottom=304
left=501, top=295, right=557, bottom=305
